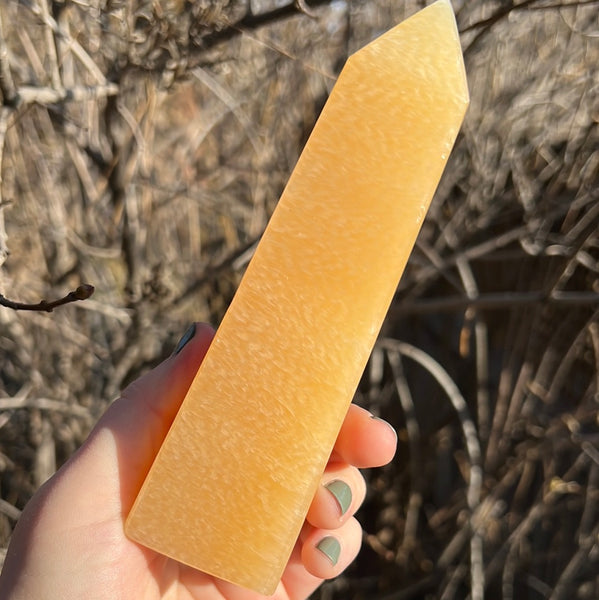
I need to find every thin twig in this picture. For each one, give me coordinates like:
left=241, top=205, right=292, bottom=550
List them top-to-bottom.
left=16, top=83, right=119, bottom=106
left=413, top=238, right=463, bottom=293
left=456, top=257, right=490, bottom=447
left=0, top=284, right=94, bottom=312
left=520, top=311, right=590, bottom=418
left=386, top=349, right=422, bottom=563
left=577, top=462, right=598, bottom=544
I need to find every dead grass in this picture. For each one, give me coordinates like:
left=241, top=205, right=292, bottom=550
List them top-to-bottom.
left=0, top=0, right=598, bottom=598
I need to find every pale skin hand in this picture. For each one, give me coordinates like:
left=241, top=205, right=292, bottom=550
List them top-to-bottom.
left=0, top=324, right=397, bottom=600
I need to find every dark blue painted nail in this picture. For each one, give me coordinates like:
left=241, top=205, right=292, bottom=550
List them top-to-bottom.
left=172, top=324, right=196, bottom=356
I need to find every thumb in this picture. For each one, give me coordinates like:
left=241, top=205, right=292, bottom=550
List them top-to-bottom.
left=3, top=322, right=215, bottom=560
left=87, top=322, right=215, bottom=511
left=118, top=322, right=215, bottom=430
left=0, top=324, right=214, bottom=596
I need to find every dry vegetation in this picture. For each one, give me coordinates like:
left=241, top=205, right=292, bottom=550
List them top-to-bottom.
left=0, top=0, right=598, bottom=598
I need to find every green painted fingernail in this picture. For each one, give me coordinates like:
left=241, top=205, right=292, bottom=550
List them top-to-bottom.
left=172, top=324, right=196, bottom=356
left=325, top=480, right=352, bottom=516
left=316, top=536, right=341, bottom=566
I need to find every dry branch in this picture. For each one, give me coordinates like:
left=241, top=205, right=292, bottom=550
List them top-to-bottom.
left=15, top=83, right=119, bottom=106
left=0, top=284, right=94, bottom=312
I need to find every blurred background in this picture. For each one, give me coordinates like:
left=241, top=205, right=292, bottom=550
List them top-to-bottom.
left=0, top=0, right=598, bottom=598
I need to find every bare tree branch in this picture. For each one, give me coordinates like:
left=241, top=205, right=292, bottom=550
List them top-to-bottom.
left=15, top=83, right=119, bottom=106
left=0, top=284, right=94, bottom=312
left=393, top=290, right=599, bottom=314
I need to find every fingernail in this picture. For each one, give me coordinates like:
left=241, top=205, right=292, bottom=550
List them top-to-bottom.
left=172, top=324, right=196, bottom=356
left=371, top=415, right=398, bottom=441
left=325, top=480, right=352, bottom=516
left=316, top=536, right=341, bottom=566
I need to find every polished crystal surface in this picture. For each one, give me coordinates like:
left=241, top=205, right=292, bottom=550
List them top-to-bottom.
left=125, top=1, right=469, bottom=594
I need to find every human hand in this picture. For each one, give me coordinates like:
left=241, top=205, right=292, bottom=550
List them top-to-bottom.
left=0, top=323, right=397, bottom=600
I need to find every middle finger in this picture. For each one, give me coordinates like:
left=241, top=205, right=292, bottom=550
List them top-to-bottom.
left=305, top=463, right=366, bottom=530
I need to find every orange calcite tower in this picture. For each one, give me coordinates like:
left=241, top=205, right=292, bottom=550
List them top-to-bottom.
left=125, top=0, right=469, bottom=594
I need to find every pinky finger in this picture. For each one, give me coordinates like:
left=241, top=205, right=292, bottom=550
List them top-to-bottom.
left=301, top=517, right=362, bottom=580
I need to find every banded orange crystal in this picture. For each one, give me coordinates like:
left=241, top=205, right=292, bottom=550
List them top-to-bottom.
left=126, top=0, right=469, bottom=594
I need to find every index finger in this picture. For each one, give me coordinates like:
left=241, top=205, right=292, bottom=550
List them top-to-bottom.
left=330, top=404, right=397, bottom=468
